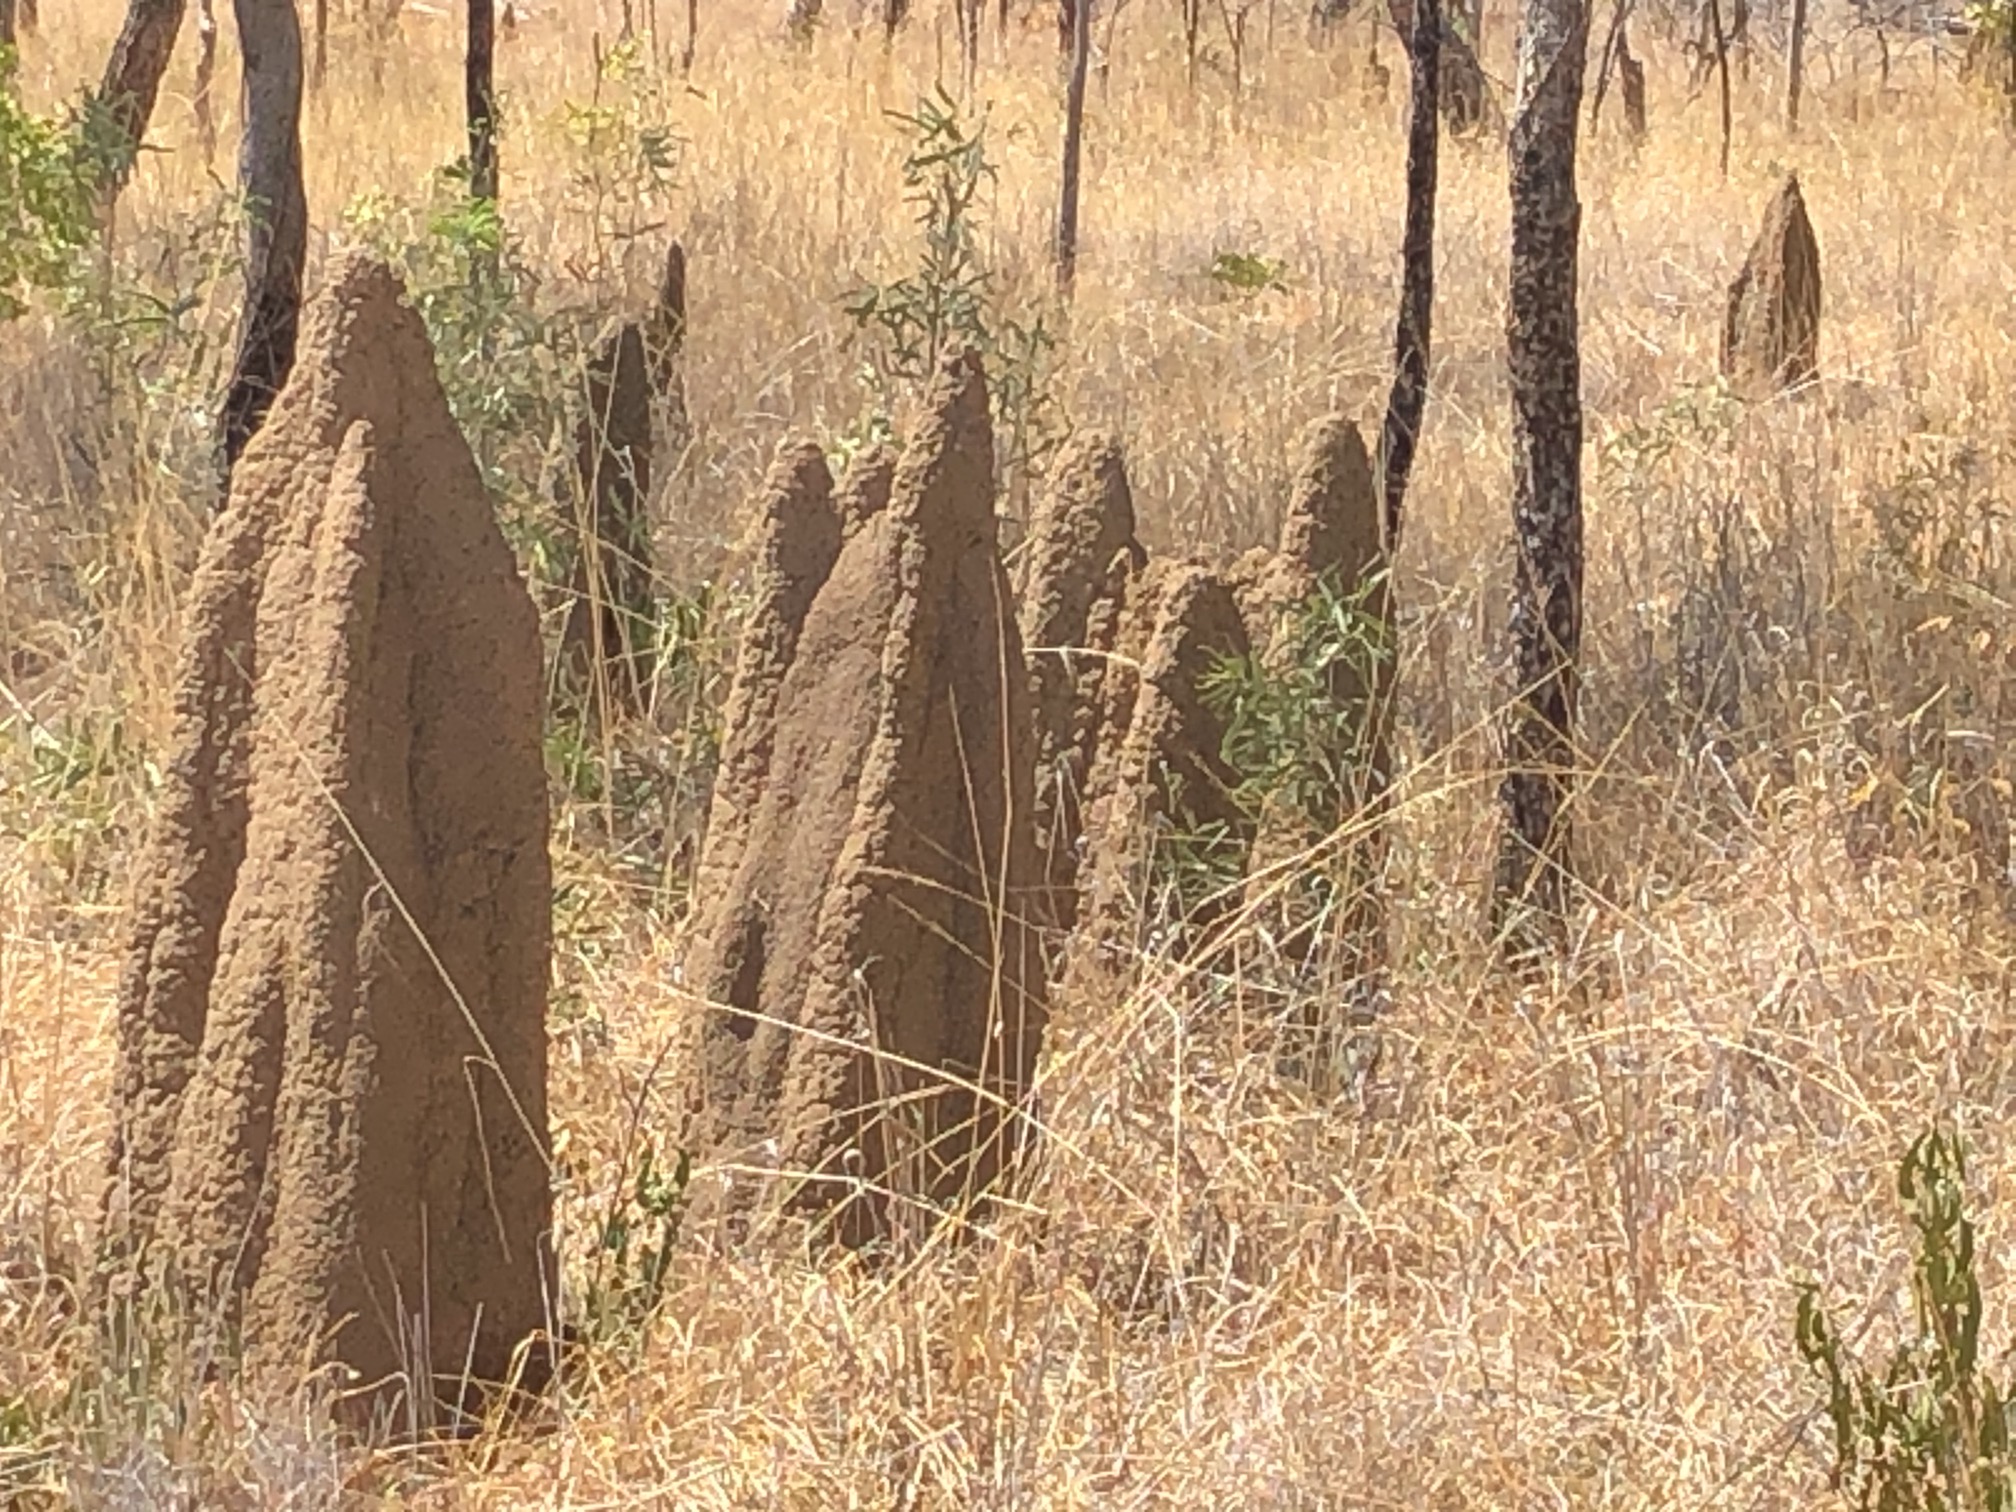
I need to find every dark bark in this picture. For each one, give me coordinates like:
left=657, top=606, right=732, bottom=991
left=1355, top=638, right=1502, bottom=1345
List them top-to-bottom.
left=2, top=0, right=15, bottom=50
left=93, top=0, right=189, bottom=207
left=221, top=0, right=308, bottom=472
left=467, top=0, right=498, bottom=203
left=684, top=0, right=698, bottom=70
left=1056, top=0, right=1090, bottom=294
left=1377, top=0, right=1438, bottom=549
left=1387, top=0, right=1496, bottom=134
left=1491, top=0, right=1587, bottom=954
left=1587, top=0, right=1630, bottom=130
left=1706, top=0, right=1731, bottom=176
left=1786, top=0, right=1806, bottom=129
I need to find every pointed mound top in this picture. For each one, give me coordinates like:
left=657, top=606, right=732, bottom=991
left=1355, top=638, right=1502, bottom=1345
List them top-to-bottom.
left=243, top=253, right=436, bottom=469
left=891, top=346, right=994, bottom=538
left=1279, top=415, right=1380, bottom=584
left=836, top=444, right=897, bottom=537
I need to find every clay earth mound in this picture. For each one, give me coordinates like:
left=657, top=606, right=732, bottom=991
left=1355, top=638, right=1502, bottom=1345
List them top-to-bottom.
left=1722, top=172, right=1822, bottom=395
left=101, top=253, right=554, bottom=1413
left=560, top=321, right=656, bottom=712
left=684, top=350, right=1047, bottom=1243
left=1233, top=414, right=1382, bottom=647
left=1016, top=432, right=1143, bottom=930
left=690, top=439, right=840, bottom=911
left=835, top=443, right=896, bottom=538
left=1070, top=557, right=1255, bottom=971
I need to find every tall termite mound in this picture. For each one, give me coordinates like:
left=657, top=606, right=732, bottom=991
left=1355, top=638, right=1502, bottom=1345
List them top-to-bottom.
left=1722, top=173, right=1821, bottom=395
left=101, top=254, right=553, bottom=1412
left=560, top=322, right=656, bottom=713
left=684, top=350, right=1047, bottom=1243
left=1016, top=432, right=1143, bottom=929
left=1068, top=558, right=1255, bottom=981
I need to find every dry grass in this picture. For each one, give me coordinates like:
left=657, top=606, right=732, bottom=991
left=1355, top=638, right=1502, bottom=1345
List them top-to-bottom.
left=6, top=0, right=2016, bottom=1503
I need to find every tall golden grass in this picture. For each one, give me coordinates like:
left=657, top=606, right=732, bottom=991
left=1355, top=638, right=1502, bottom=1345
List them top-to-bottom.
left=5, top=0, right=2016, bottom=1502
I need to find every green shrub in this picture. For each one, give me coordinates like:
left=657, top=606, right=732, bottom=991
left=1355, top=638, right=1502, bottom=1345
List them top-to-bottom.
left=1797, top=1127, right=2016, bottom=1511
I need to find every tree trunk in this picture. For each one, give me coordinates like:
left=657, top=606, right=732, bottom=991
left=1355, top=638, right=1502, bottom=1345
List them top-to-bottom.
left=2, top=0, right=16, bottom=51
left=93, top=0, right=190, bottom=209
left=222, top=0, right=308, bottom=471
left=312, top=0, right=327, bottom=89
left=467, top=0, right=498, bottom=202
left=684, top=0, right=698, bottom=70
left=1055, top=0, right=1090, bottom=294
left=1378, top=0, right=1438, bottom=548
left=1387, top=0, right=1497, bottom=134
left=1490, top=0, right=1587, bottom=955
left=1587, top=0, right=1631, bottom=131
left=1706, top=0, right=1730, bottom=176
left=1785, top=0, right=1806, bottom=130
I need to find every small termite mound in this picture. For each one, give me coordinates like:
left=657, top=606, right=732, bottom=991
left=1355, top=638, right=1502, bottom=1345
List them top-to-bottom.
left=1722, top=172, right=1822, bottom=395
left=100, top=254, right=553, bottom=1422
left=560, top=322, right=656, bottom=715
left=682, top=350, right=1047, bottom=1246
left=1016, top=432, right=1144, bottom=930
left=1068, top=558, right=1256, bottom=985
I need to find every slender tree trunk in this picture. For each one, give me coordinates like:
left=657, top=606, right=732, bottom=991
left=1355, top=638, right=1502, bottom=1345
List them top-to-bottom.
left=2, top=0, right=16, bottom=51
left=93, top=0, right=190, bottom=210
left=195, top=0, right=219, bottom=164
left=222, top=0, right=308, bottom=471
left=311, top=0, right=327, bottom=90
left=467, top=0, right=498, bottom=202
left=684, top=0, right=698, bottom=70
left=1055, top=0, right=1090, bottom=294
left=1378, top=0, right=1438, bottom=548
left=1491, top=0, right=1588, bottom=955
left=1588, top=0, right=1631, bottom=130
left=1706, top=0, right=1731, bottom=175
left=1785, top=0, right=1806, bottom=129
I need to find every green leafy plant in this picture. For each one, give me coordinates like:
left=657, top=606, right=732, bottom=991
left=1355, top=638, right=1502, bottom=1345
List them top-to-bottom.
left=557, top=35, right=681, bottom=283
left=0, top=49, right=95, bottom=320
left=843, top=89, right=1060, bottom=502
left=341, top=170, right=573, bottom=556
left=1208, top=249, right=1288, bottom=296
left=1203, top=567, right=1393, bottom=837
left=1796, top=1127, right=2016, bottom=1511
left=581, top=1140, right=691, bottom=1346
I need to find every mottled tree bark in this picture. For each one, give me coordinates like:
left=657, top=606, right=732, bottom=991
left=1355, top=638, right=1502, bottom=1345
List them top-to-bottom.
left=93, top=0, right=189, bottom=209
left=221, top=0, right=308, bottom=471
left=467, top=0, right=498, bottom=202
left=1055, top=0, right=1090, bottom=294
left=1378, top=0, right=1438, bottom=548
left=1491, top=0, right=1587, bottom=954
